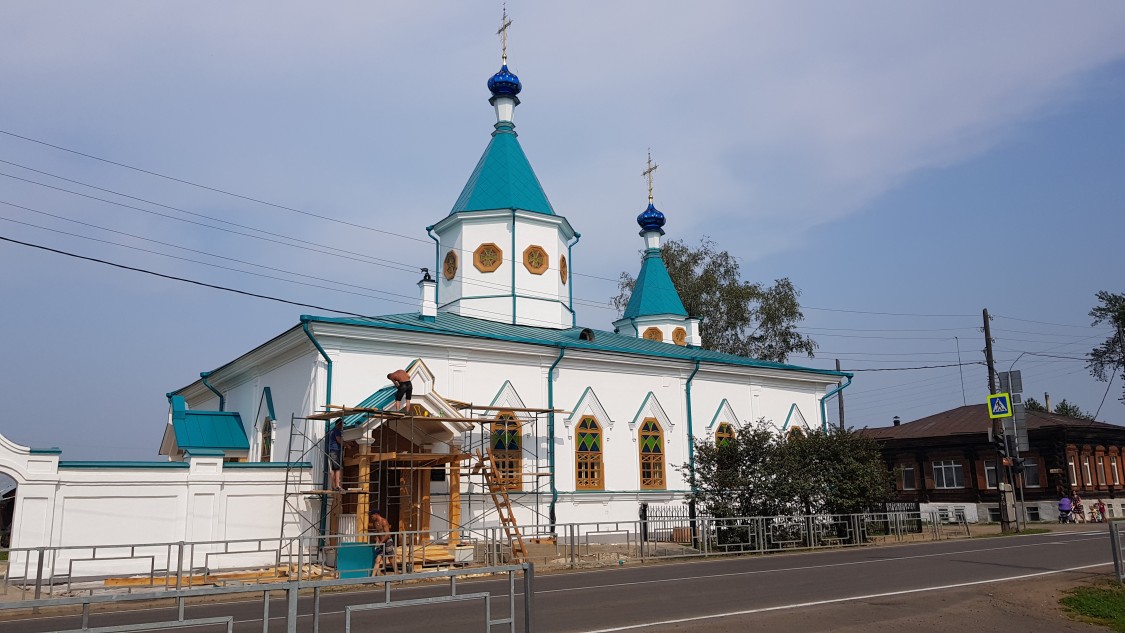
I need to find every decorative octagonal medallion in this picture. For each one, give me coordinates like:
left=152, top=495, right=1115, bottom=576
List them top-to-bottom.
left=474, top=243, right=503, bottom=273
left=523, top=245, right=548, bottom=275
left=443, top=250, right=458, bottom=280
left=672, top=327, right=687, bottom=346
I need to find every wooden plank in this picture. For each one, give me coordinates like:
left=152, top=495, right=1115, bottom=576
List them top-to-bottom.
left=356, top=447, right=371, bottom=543
left=390, top=453, right=471, bottom=463
left=450, top=464, right=461, bottom=545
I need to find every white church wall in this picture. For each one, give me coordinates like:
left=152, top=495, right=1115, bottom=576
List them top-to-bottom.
left=160, top=323, right=843, bottom=540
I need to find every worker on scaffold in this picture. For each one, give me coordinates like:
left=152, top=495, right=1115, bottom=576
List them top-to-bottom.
left=387, top=369, right=413, bottom=413
left=328, top=418, right=344, bottom=491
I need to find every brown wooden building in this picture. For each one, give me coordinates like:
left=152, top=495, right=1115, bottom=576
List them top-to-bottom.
left=860, top=405, right=1125, bottom=523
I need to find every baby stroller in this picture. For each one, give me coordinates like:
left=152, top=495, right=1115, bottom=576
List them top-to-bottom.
left=1059, top=497, right=1077, bottom=523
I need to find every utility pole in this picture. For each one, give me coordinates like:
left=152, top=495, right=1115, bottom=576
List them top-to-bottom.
left=984, top=308, right=1015, bottom=533
left=836, top=358, right=845, bottom=431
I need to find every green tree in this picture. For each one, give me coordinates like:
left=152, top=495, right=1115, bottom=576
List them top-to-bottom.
left=613, top=238, right=817, bottom=362
left=1088, top=291, right=1125, bottom=406
left=1023, top=397, right=1046, bottom=412
left=1053, top=398, right=1094, bottom=420
left=688, top=420, right=787, bottom=519
left=687, top=422, right=893, bottom=519
left=774, top=427, right=894, bottom=515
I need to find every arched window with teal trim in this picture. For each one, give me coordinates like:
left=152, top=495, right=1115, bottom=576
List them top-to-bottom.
left=492, top=411, right=522, bottom=491
left=576, top=416, right=604, bottom=490
left=639, top=418, right=665, bottom=490
left=715, top=422, right=734, bottom=449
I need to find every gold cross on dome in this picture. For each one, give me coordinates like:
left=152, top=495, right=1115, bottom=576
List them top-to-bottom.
left=498, top=4, right=513, bottom=64
left=642, top=149, right=659, bottom=203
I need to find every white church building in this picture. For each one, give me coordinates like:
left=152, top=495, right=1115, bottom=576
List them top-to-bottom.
left=0, top=45, right=851, bottom=572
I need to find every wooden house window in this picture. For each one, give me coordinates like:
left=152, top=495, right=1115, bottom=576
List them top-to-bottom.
left=491, top=411, right=522, bottom=491
left=575, top=416, right=604, bottom=490
left=639, top=418, right=665, bottom=490
left=901, top=465, right=916, bottom=490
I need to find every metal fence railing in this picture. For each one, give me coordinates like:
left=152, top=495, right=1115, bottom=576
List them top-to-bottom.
left=1, top=511, right=959, bottom=600
left=1111, top=521, right=1125, bottom=583
left=0, top=563, right=534, bottom=633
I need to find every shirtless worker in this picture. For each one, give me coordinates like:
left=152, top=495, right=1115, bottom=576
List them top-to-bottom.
left=387, top=369, right=412, bottom=412
left=368, top=510, right=394, bottom=573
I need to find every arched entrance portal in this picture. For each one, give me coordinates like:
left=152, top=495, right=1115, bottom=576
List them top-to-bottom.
left=0, top=472, right=15, bottom=548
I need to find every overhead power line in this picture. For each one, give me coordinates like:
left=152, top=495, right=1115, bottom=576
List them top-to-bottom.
left=0, top=130, right=429, bottom=245
left=0, top=134, right=623, bottom=284
left=0, top=234, right=372, bottom=317
left=804, top=306, right=977, bottom=318
left=993, top=314, right=1099, bottom=329
left=848, top=362, right=985, bottom=372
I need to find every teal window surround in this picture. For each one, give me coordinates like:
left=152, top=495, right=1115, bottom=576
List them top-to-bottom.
left=707, top=399, right=737, bottom=431
left=782, top=403, right=806, bottom=430
left=30, top=448, right=62, bottom=455
left=59, top=461, right=190, bottom=469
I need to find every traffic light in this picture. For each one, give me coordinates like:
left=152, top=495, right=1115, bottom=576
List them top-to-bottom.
left=993, top=433, right=1008, bottom=458
left=1011, top=458, right=1025, bottom=474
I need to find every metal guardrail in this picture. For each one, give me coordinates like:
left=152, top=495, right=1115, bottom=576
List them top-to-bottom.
left=1, top=511, right=951, bottom=600
left=1111, top=521, right=1125, bottom=583
left=0, top=563, right=534, bottom=633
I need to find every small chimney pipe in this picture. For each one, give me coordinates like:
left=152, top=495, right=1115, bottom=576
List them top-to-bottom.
left=893, top=415, right=901, bottom=427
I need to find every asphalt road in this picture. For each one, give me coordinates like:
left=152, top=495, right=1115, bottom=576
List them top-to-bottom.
left=0, top=529, right=1112, bottom=633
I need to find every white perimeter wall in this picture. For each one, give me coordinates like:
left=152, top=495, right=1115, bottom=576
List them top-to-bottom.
left=0, top=434, right=311, bottom=578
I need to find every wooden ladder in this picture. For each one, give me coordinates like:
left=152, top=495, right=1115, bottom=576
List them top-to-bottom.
left=474, top=449, right=528, bottom=562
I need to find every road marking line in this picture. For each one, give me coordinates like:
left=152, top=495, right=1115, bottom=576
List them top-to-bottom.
left=534, top=535, right=1102, bottom=595
left=579, top=562, right=1113, bottom=633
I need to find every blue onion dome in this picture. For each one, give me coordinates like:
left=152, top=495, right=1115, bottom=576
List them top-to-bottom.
left=488, top=64, right=522, bottom=97
left=637, top=202, right=666, bottom=233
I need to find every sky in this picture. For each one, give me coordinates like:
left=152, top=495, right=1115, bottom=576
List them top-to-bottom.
left=1, top=1, right=1124, bottom=460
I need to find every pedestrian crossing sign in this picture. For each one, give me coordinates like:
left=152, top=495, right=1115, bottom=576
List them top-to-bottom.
left=988, top=393, right=1012, bottom=419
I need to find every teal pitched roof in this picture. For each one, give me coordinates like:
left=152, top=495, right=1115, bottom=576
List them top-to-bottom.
left=450, top=123, right=555, bottom=215
left=622, top=249, right=688, bottom=319
left=300, top=312, right=849, bottom=379
left=340, top=386, right=397, bottom=428
left=170, top=396, right=249, bottom=451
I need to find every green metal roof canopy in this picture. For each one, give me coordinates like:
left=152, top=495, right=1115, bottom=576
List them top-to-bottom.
left=449, top=123, right=555, bottom=215
left=622, top=249, right=688, bottom=319
left=170, top=395, right=249, bottom=451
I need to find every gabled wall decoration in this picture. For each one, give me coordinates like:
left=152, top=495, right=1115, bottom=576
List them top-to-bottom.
left=564, top=387, right=614, bottom=436
left=629, top=392, right=673, bottom=434
left=706, top=399, right=739, bottom=432
left=781, top=403, right=810, bottom=431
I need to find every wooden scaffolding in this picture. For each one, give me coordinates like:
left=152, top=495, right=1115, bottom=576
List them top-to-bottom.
left=283, top=402, right=558, bottom=567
